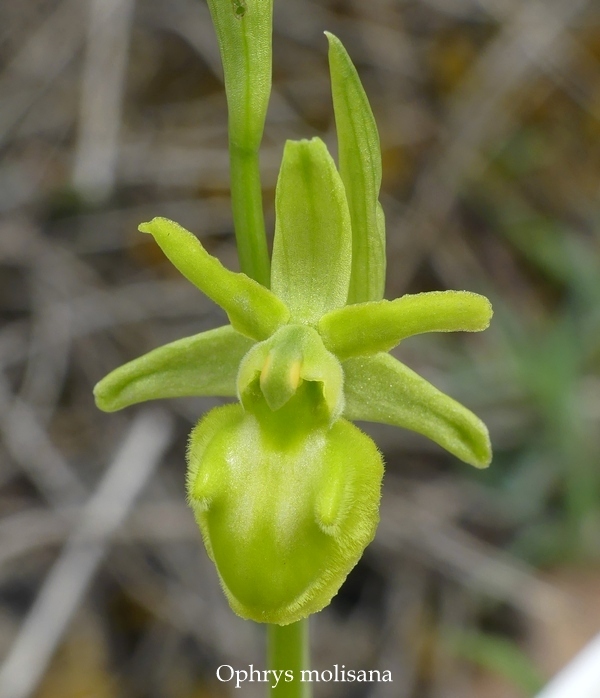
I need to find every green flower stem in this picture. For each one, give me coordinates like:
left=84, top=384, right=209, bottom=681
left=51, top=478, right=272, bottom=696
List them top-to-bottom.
left=205, top=0, right=273, bottom=287
left=230, top=142, right=271, bottom=287
left=268, top=619, right=311, bottom=698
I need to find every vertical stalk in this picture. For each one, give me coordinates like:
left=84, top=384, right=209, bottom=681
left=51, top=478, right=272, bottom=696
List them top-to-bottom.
left=206, top=0, right=274, bottom=287
left=208, top=4, right=310, bottom=693
left=230, top=142, right=270, bottom=287
left=268, top=619, right=311, bottom=698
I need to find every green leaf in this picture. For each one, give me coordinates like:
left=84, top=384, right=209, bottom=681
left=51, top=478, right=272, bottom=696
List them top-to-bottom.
left=206, top=0, right=273, bottom=150
left=327, top=32, right=385, bottom=304
left=271, top=138, right=352, bottom=324
left=138, top=218, right=289, bottom=340
left=320, top=291, right=493, bottom=359
left=94, top=325, right=253, bottom=412
left=343, top=353, right=491, bottom=467
left=187, top=403, right=383, bottom=624
left=445, top=630, right=544, bottom=695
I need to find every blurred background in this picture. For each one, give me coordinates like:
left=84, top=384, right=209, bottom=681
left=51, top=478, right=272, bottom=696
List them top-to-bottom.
left=1, top=0, right=600, bottom=696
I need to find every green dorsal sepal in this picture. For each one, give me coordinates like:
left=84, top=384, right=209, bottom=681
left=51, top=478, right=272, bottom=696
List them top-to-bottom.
left=326, top=32, right=385, bottom=304
left=271, top=138, right=352, bottom=324
left=138, top=217, right=289, bottom=340
left=320, top=291, right=493, bottom=359
left=237, top=324, right=344, bottom=421
left=94, top=325, right=253, bottom=412
left=343, top=352, right=492, bottom=468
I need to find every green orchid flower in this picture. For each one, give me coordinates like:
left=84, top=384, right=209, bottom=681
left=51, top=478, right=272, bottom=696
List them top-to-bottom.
left=94, top=34, right=492, bottom=626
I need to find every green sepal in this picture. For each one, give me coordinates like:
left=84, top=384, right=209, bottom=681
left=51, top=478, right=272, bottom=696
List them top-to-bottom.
left=206, top=0, right=273, bottom=151
left=326, top=32, right=385, bottom=304
left=271, top=138, right=352, bottom=324
left=138, top=218, right=289, bottom=340
left=320, top=291, right=493, bottom=359
left=237, top=324, right=344, bottom=420
left=94, top=325, right=253, bottom=412
left=343, top=352, right=491, bottom=468
left=186, top=401, right=383, bottom=625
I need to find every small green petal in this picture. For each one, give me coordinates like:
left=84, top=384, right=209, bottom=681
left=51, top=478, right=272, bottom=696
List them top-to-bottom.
left=326, top=32, right=385, bottom=304
left=271, top=138, right=352, bottom=324
left=138, top=217, right=289, bottom=340
left=320, top=291, right=493, bottom=359
left=237, top=324, right=344, bottom=420
left=94, top=325, right=253, bottom=412
left=343, top=353, right=491, bottom=467
left=187, top=402, right=383, bottom=624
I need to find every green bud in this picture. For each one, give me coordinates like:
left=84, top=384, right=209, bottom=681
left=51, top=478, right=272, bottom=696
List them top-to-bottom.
left=207, top=0, right=273, bottom=150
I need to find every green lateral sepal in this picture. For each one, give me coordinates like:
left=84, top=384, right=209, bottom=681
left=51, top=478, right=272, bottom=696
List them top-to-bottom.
left=206, top=0, right=273, bottom=150
left=326, top=32, right=385, bottom=304
left=271, top=138, right=352, bottom=324
left=138, top=218, right=289, bottom=340
left=320, top=291, right=493, bottom=359
left=237, top=324, right=345, bottom=421
left=94, top=325, right=253, bottom=412
left=343, top=352, right=491, bottom=467
left=186, top=403, right=383, bottom=624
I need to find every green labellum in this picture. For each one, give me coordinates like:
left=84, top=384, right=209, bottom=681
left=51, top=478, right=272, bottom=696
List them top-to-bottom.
left=186, top=398, right=383, bottom=625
